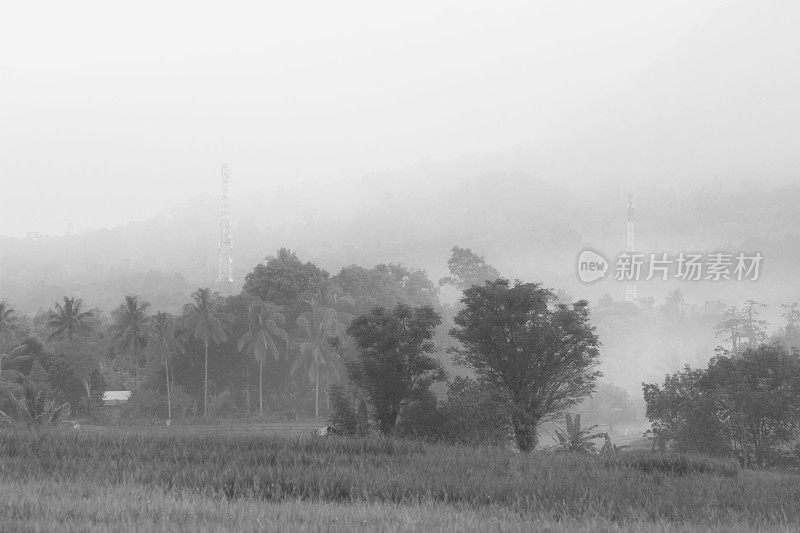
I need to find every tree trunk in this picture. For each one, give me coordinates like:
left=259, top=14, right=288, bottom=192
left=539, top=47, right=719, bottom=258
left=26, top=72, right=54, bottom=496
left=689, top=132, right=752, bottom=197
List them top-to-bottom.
left=203, top=341, right=209, bottom=418
left=165, top=354, right=172, bottom=420
left=259, top=356, right=264, bottom=415
left=245, top=366, right=250, bottom=413
left=315, top=371, right=319, bottom=418
left=511, top=410, right=538, bottom=452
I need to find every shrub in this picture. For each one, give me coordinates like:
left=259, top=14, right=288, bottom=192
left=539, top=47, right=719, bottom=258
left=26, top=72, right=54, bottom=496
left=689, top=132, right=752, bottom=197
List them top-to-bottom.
left=396, top=377, right=512, bottom=446
left=4, top=380, right=68, bottom=428
left=327, top=384, right=364, bottom=435
left=207, top=390, right=237, bottom=418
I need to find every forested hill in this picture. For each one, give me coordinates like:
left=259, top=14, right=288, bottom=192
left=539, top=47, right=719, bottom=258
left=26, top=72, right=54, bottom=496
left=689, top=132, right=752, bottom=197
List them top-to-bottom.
left=3, top=0, right=800, bottom=315
left=1, top=174, right=798, bottom=316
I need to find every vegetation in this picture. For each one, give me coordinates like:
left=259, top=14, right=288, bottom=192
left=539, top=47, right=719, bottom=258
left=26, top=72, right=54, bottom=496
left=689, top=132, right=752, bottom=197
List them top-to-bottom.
left=450, top=279, right=601, bottom=451
left=180, top=288, right=234, bottom=417
left=45, top=296, right=96, bottom=340
left=346, top=304, right=445, bottom=435
left=643, top=344, right=800, bottom=466
left=0, top=428, right=799, bottom=531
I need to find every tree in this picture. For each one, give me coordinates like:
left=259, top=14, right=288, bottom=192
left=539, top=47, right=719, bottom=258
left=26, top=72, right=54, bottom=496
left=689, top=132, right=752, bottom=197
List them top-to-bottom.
left=438, top=246, right=500, bottom=291
left=242, top=248, right=329, bottom=319
left=332, top=263, right=439, bottom=314
left=450, top=279, right=601, bottom=452
left=181, top=288, right=234, bottom=417
left=291, top=294, right=349, bottom=417
left=110, top=295, right=151, bottom=368
left=45, top=297, right=96, bottom=341
left=740, top=300, right=768, bottom=349
left=0, top=301, right=17, bottom=344
left=237, top=301, right=288, bottom=415
left=779, top=302, right=800, bottom=349
left=346, top=304, right=445, bottom=435
left=715, top=306, right=743, bottom=354
left=147, top=312, right=184, bottom=420
left=48, top=337, right=106, bottom=417
left=0, top=344, right=31, bottom=382
left=643, top=345, right=800, bottom=466
left=703, top=345, right=800, bottom=467
left=642, top=365, right=721, bottom=453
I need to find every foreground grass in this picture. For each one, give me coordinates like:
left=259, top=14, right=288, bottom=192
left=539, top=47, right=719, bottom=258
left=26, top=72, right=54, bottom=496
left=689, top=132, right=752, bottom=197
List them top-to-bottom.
left=0, top=429, right=799, bottom=531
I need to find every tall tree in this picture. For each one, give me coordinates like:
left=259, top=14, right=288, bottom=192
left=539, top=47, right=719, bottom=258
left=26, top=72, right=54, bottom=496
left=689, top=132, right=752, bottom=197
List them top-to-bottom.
left=438, top=246, right=500, bottom=291
left=242, top=248, right=329, bottom=319
left=450, top=279, right=601, bottom=452
left=181, top=288, right=233, bottom=417
left=292, top=294, right=349, bottom=417
left=110, top=295, right=151, bottom=368
left=45, top=297, right=96, bottom=341
left=740, top=300, right=768, bottom=349
left=0, top=301, right=17, bottom=344
left=237, top=301, right=288, bottom=415
left=0, top=302, right=28, bottom=381
left=346, top=304, right=445, bottom=435
left=147, top=311, right=184, bottom=420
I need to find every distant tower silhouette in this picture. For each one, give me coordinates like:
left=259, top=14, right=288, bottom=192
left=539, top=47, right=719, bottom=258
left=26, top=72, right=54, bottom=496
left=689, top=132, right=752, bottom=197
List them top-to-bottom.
left=218, top=164, right=234, bottom=296
left=625, top=194, right=637, bottom=302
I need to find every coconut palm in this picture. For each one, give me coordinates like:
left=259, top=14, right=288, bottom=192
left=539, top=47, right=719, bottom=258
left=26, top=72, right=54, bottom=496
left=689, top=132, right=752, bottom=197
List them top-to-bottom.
left=181, top=288, right=233, bottom=417
left=292, top=293, right=351, bottom=417
left=110, top=295, right=151, bottom=368
left=45, top=297, right=96, bottom=341
left=237, top=301, right=288, bottom=415
left=0, top=302, right=17, bottom=340
left=0, top=302, right=27, bottom=380
left=147, top=311, right=184, bottom=420
left=0, top=343, right=30, bottom=381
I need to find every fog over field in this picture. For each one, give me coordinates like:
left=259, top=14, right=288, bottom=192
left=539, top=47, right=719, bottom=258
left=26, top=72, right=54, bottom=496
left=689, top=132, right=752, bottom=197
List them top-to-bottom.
left=3, top=1, right=800, bottom=394
left=5, top=2, right=800, bottom=531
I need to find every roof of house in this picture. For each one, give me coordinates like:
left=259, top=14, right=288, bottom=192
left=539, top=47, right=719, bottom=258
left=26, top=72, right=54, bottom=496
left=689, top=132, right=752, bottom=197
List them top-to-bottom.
left=102, top=391, right=132, bottom=405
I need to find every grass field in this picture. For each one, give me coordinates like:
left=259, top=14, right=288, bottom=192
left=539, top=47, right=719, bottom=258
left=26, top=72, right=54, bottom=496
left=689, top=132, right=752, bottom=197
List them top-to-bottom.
left=1, top=425, right=799, bottom=532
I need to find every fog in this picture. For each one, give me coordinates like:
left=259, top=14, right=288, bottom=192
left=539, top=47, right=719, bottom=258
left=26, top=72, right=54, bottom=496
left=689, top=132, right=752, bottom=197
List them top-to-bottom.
left=0, top=0, right=745, bottom=236
left=3, top=0, right=800, bottom=394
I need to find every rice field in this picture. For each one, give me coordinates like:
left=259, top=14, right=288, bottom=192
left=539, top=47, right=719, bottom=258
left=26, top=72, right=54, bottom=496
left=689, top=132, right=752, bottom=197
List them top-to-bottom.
left=0, top=426, right=798, bottom=531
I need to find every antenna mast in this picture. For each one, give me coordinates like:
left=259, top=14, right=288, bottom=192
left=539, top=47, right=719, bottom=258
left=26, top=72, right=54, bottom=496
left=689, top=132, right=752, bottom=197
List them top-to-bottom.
left=218, top=164, right=234, bottom=296
left=625, top=194, right=637, bottom=302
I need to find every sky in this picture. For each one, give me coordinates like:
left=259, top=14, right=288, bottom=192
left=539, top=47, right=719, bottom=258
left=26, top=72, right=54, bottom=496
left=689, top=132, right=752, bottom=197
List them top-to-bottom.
left=1, top=0, right=735, bottom=237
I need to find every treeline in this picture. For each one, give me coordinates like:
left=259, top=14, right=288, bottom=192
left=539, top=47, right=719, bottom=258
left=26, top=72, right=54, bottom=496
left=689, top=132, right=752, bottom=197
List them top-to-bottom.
left=0, top=246, right=616, bottom=450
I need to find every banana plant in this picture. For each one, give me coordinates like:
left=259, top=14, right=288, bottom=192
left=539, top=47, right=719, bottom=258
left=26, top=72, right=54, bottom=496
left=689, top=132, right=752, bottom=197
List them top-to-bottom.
left=552, top=413, right=607, bottom=454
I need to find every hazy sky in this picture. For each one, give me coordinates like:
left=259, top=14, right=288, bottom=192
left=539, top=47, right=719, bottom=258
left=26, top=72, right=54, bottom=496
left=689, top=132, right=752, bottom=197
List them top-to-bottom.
left=2, top=1, right=732, bottom=236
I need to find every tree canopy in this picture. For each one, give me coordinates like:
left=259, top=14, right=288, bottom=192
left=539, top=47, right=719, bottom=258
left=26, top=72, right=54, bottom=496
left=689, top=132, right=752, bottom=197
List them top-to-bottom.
left=450, top=279, right=601, bottom=451
left=346, top=304, right=445, bottom=435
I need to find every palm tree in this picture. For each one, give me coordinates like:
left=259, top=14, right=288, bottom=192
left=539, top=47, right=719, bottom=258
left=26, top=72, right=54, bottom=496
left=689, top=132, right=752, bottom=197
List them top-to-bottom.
left=181, top=288, right=233, bottom=417
left=292, top=293, right=351, bottom=417
left=110, top=295, right=151, bottom=368
left=45, top=297, right=96, bottom=341
left=0, top=301, right=17, bottom=341
left=237, top=301, right=288, bottom=415
left=0, top=302, right=26, bottom=380
left=147, top=312, right=184, bottom=420
left=0, top=343, right=30, bottom=381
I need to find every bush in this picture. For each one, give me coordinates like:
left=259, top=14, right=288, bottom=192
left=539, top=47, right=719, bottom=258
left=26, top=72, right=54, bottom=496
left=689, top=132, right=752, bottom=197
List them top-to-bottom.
left=397, top=377, right=512, bottom=446
left=327, top=384, right=365, bottom=435
left=125, top=389, right=167, bottom=419
left=207, top=390, right=237, bottom=418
